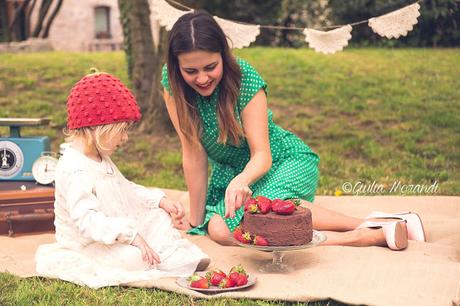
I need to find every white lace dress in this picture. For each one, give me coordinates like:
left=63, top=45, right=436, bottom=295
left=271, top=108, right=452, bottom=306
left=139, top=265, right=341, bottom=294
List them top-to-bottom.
left=35, top=147, right=209, bottom=288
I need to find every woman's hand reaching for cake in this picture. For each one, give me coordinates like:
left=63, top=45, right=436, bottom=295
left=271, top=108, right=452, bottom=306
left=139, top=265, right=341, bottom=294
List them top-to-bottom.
left=224, top=175, right=252, bottom=219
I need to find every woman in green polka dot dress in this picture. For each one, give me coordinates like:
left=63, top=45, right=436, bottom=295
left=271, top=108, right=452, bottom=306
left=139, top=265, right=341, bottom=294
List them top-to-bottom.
left=161, top=11, right=424, bottom=250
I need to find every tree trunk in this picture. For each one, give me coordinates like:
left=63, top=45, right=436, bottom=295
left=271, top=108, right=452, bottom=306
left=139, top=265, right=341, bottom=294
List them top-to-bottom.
left=0, top=0, right=8, bottom=42
left=2, top=0, right=61, bottom=42
left=25, top=0, right=37, bottom=37
left=31, top=0, right=52, bottom=37
left=41, top=0, right=63, bottom=38
left=118, top=0, right=172, bottom=133
left=8, top=1, right=29, bottom=41
left=144, top=25, right=173, bottom=133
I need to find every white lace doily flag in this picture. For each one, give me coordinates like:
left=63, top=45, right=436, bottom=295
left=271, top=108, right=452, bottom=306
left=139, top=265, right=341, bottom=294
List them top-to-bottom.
left=150, top=0, right=192, bottom=31
left=368, top=3, right=421, bottom=39
left=213, top=16, right=260, bottom=49
left=303, top=25, right=352, bottom=54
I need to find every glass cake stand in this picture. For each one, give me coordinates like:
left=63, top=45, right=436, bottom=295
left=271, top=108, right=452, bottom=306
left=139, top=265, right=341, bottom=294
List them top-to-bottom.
left=236, top=230, right=327, bottom=273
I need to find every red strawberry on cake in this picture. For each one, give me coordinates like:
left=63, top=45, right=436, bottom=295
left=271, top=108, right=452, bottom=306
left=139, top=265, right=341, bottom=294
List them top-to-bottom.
left=256, top=196, right=272, bottom=214
left=242, top=197, right=313, bottom=246
left=272, top=199, right=296, bottom=215
left=253, top=235, right=269, bottom=246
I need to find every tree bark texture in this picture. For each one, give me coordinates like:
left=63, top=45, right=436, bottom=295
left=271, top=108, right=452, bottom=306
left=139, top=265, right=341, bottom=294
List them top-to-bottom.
left=2, top=0, right=62, bottom=41
left=118, top=0, right=172, bottom=133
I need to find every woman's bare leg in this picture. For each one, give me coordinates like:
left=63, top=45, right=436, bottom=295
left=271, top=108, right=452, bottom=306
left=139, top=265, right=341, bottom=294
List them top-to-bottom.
left=300, top=200, right=364, bottom=231
left=300, top=200, right=401, bottom=230
left=208, top=214, right=237, bottom=246
left=320, top=221, right=407, bottom=248
left=321, top=229, right=386, bottom=247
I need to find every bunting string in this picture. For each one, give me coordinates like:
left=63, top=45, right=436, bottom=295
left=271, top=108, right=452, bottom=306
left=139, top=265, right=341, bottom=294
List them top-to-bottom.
left=149, top=0, right=422, bottom=54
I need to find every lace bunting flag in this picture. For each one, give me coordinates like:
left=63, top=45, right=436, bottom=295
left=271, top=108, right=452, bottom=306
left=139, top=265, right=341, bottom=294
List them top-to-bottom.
left=148, top=0, right=422, bottom=54
left=150, top=0, right=192, bottom=31
left=368, top=3, right=421, bottom=39
left=214, top=16, right=261, bottom=49
left=303, top=25, right=352, bottom=54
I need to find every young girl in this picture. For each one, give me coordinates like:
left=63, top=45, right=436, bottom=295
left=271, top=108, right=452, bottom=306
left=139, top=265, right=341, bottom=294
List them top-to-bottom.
left=161, top=10, right=425, bottom=250
left=35, top=70, right=210, bottom=288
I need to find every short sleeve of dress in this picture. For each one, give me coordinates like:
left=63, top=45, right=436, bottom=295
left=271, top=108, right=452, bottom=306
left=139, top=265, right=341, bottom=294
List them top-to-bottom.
left=237, top=58, right=267, bottom=111
left=160, top=64, right=173, bottom=96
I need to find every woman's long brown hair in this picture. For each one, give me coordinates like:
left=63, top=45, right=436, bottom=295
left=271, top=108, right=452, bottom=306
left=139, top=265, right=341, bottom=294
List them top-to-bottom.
left=167, top=10, right=243, bottom=145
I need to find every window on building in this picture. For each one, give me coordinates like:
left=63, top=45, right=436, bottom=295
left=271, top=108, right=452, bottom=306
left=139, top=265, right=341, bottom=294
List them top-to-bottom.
left=95, top=6, right=111, bottom=39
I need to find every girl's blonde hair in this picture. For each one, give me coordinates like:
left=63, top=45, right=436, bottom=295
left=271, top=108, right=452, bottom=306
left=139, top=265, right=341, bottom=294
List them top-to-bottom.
left=63, top=121, right=131, bottom=153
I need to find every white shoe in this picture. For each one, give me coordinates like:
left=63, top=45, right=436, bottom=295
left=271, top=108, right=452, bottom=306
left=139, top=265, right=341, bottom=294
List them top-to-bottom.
left=365, top=211, right=426, bottom=242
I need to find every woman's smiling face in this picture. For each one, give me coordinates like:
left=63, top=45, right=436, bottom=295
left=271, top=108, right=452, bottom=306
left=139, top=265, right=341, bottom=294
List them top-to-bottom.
left=177, top=50, right=223, bottom=97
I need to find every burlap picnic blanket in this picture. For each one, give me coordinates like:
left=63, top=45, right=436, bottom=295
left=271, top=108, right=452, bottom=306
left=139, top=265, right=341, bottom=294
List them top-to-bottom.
left=1, top=190, right=459, bottom=306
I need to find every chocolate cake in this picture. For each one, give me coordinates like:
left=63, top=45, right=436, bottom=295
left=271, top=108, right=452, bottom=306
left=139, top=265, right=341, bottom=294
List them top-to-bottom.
left=242, top=206, right=313, bottom=246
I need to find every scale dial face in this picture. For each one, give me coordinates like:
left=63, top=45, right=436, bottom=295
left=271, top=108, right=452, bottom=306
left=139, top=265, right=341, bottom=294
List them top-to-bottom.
left=0, top=140, right=24, bottom=179
left=32, top=155, right=58, bottom=185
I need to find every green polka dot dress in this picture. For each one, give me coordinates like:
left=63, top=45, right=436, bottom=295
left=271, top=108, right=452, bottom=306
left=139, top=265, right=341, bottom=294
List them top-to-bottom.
left=161, top=58, right=320, bottom=236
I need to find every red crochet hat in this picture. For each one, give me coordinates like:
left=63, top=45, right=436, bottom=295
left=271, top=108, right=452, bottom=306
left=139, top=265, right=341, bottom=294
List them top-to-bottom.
left=66, top=69, right=141, bottom=129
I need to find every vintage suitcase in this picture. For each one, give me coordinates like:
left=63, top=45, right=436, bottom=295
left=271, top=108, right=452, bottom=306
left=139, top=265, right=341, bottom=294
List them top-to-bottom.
left=0, top=181, right=55, bottom=236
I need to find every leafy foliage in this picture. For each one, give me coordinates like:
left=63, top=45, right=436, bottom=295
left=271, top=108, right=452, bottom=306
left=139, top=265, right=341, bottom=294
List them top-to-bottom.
left=174, top=0, right=460, bottom=47
left=327, top=0, right=460, bottom=47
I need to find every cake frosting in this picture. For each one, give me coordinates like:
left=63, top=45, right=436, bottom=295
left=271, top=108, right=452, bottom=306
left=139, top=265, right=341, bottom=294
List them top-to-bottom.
left=242, top=206, right=313, bottom=246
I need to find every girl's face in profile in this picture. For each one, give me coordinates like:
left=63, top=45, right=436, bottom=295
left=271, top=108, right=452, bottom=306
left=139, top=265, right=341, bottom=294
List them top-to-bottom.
left=177, top=50, right=223, bottom=97
left=95, top=124, right=130, bottom=157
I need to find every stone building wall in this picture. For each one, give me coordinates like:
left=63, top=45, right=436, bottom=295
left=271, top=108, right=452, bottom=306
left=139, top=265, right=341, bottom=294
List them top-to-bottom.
left=2, top=0, right=160, bottom=52
left=47, top=0, right=123, bottom=51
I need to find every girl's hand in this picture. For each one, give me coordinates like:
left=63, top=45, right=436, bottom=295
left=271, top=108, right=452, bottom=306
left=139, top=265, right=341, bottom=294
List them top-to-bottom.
left=225, top=175, right=252, bottom=219
left=159, top=198, right=185, bottom=219
left=159, top=198, right=189, bottom=229
left=171, top=215, right=192, bottom=231
left=131, top=234, right=161, bottom=265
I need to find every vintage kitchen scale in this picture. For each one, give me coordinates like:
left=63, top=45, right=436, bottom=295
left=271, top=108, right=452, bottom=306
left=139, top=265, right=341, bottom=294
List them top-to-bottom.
left=0, top=118, right=58, bottom=236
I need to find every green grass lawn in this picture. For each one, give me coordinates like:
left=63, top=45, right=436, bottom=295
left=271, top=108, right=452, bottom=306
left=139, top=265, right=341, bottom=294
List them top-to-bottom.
left=0, top=48, right=459, bottom=305
left=1, top=48, right=459, bottom=196
left=0, top=272, right=345, bottom=306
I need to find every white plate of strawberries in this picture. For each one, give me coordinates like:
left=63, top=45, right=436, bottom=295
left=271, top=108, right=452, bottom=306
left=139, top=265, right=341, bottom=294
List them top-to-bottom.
left=176, top=264, right=257, bottom=292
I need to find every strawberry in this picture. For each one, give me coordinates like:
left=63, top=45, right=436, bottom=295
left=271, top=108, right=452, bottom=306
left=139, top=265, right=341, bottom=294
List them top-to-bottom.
left=256, top=196, right=271, bottom=214
left=244, top=198, right=257, bottom=211
left=289, top=198, right=302, bottom=206
left=272, top=199, right=296, bottom=215
left=247, top=203, right=259, bottom=214
left=233, top=227, right=246, bottom=243
left=234, top=228, right=252, bottom=244
left=241, top=232, right=252, bottom=244
left=253, top=235, right=269, bottom=246
left=229, top=264, right=248, bottom=276
left=205, top=269, right=227, bottom=286
left=229, top=271, right=240, bottom=284
left=188, top=273, right=209, bottom=289
left=209, top=273, right=226, bottom=286
left=236, top=273, right=249, bottom=286
left=218, top=276, right=235, bottom=288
